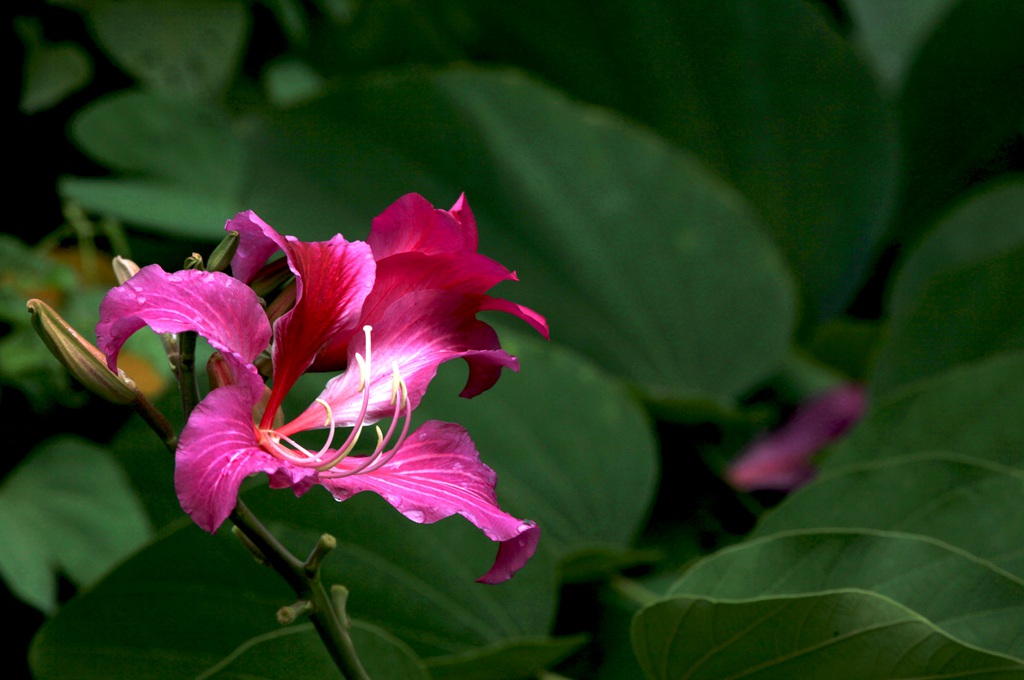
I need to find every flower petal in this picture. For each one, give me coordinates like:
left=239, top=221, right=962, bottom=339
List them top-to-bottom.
left=367, top=193, right=477, bottom=260
left=226, top=210, right=287, bottom=284
left=266, top=234, right=376, bottom=412
left=97, top=265, right=271, bottom=372
left=282, top=290, right=520, bottom=434
left=727, top=383, right=867, bottom=492
left=175, top=385, right=318, bottom=532
left=319, top=420, right=539, bottom=583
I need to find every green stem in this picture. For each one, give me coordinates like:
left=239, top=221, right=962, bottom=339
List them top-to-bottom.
left=157, top=314, right=369, bottom=678
left=173, top=330, right=200, bottom=416
left=229, top=503, right=371, bottom=680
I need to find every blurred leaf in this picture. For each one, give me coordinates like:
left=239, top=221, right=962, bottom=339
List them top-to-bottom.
left=87, top=0, right=249, bottom=100
left=422, top=0, right=896, bottom=319
left=846, top=0, right=958, bottom=88
left=895, top=0, right=1024, bottom=237
left=16, top=17, right=92, bottom=114
left=263, top=57, right=327, bottom=107
left=247, top=67, right=796, bottom=404
left=70, top=90, right=245, bottom=196
left=59, top=177, right=243, bottom=240
left=889, top=178, right=1024, bottom=315
left=870, top=244, right=1024, bottom=395
left=806, top=317, right=883, bottom=381
left=413, top=333, right=658, bottom=577
left=828, top=351, right=1024, bottom=469
left=0, top=437, right=151, bottom=614
left=754, top=453, right=1024, bottom=578
left=254, top=490, right=559, bottom=659
left=670, top=528, right=1024, bottom=659
left=632, top=591, right=1024, bottom=679
left=200, top=621, right=428, bottom=680
left=425, top=635, right=586, bottom=680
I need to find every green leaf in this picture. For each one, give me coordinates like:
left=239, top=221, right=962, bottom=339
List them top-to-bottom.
left=87, top=0, right=249, bottom=100
left=421, top=0, right=896, bottom=319
left=845, top=0, right=958, bottom=88
left=894, top=0, right=1024, bottom=237
left=16, top=17, right=92, bottom=114
left=248, top=67, right=796, bottom=404
left=70, top=90, right=246, bottom=196
left=58, top=177, right=244, bottom=240
left=889, top=178, right=1024, bottom=315
left=870, top=244, right=1024, bottom=396
left=413, top=333, right=658, bottom=576
left=829, top=351, right=1024, bottom=469
left=0, top=437, right=151, bottom=614
left=754, top=453, right=1024, bottom=578
left=253, top=491, right=559, bottom=659
left=30, top=524, right=291, bottom=679
left=669, top=529, right=1024, bottom=660
left=632, top=591, right=1024, bottom=679
left=199, top=621, right=429, bottom=680
left=425, top=635, right=586, bottom=680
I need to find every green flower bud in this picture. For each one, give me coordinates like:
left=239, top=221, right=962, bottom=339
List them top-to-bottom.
left=207, top=230, right=240, bottom=273
left=26, top=299, right=139, bottom=404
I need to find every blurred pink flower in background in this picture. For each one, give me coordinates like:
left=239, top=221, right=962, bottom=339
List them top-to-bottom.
left=727, top=383, right=867, bottom=492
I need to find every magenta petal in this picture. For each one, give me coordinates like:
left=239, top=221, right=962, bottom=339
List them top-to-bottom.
left=367, top=193, right=477, bottom=259
left=227, top=210, right=288, bottom=284
left=267, top=234, right=376, bottom=407
left=97, top=265, right=271, bottom=372
left=284, top=291, right=519, bottom=433
left=727, top=384, right=867, bottom=492
left=175, top=386, right=318, bottom=532
left=319, top=421, right=538, bottom=582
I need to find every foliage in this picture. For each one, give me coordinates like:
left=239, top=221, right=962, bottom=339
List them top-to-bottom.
left=7, top=0, right=1024, bottom=677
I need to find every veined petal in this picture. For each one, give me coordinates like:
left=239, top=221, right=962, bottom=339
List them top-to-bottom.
left=367, top=193, right=477, bottom=260
left=226, top=210, right=287, bottom=284
left=266, top=234, right=375, bottom=413
left=309, top=250, right=546, bottom=371
left=97, top=265, right=271, bottom=371
left=283, top=290, right=520, bottom=434
left=175, top=385, right=318, bottom=532
left=319, top=421, right=539, bottom=583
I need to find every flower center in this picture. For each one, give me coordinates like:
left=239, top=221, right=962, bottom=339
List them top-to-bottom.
left=256, top=325, right=412, bottom=476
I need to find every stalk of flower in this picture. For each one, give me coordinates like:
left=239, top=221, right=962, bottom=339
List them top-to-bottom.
left=97, top=193, right=547, bottom=584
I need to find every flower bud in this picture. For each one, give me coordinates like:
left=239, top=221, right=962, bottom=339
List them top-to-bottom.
left=207, top=230, right=240, bottom=273
left=111, top=256, right=140, bottom=285
left=27, top=298, right=140, bottom=404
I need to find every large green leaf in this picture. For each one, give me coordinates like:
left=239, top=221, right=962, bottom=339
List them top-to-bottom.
left=87, top=0, right=248, bottom=100
left=399, top=0, right=896, bottom=319
left=845, top=0, right=958, bottom=89
left=894, top=0, right=1024, bottom=237
left=246, top=67, right=796, bottom=404
left=70, top=90, right=245, bottom=196
left=889, top=178, right=1024, bottom=315
left=870, top=244, right=1024, bottom=396
left=412, top=332, right=658, bottom=577
left=829, top=351, right=1024, bottom=469
left=0, top=437, right=151, bottom=614
left=754, top=453, right=1024, bottom=578
left=254, top=490, right=559, bottom=659
left=28, top=523, right=431, bottom=679
left=30, top=524, right=289, bottom=679
left=669, top=529, right=1024, bottom=659
left=632, top=591, right=1024, bottom=679
left=199, top=622, right=429, bottom=680
left=424, top=635, right=586, bottom=680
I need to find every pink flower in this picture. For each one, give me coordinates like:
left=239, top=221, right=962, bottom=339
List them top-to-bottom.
left=97, top=194, right=546, bottom=583
left=726, top=383, right=867, bottom=492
